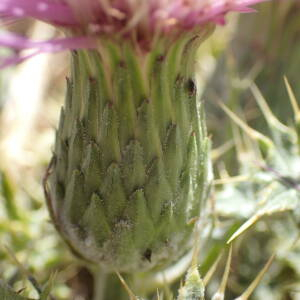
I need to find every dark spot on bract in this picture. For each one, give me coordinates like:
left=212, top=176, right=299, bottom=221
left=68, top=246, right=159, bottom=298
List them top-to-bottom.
left=156, top=55, right=165, bottom=62
left=119, top=60, right=126, bottom=68
left=176, top=74, right=183, bottom=82
left=89, top=76, right=96, bottom=84
left=186, top=78, right=196, bottom=96
left=143, top=248, right=152, bottom=262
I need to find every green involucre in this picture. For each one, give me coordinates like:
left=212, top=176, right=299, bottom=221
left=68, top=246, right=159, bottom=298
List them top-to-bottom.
left=46, top=32, right=211, bottom=272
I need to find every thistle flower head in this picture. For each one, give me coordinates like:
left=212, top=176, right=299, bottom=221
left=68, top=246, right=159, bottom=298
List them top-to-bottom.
left=0, top=0, right=266, bottom=66
left=0, top=0, right=267, bottom=273
left=1, top=0, right=264, bottom=28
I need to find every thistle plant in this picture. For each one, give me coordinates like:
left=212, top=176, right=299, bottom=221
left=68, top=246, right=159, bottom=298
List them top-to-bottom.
left=0, top=0, right=266, bottom=298
left=211, top=80, right=300, bottom=298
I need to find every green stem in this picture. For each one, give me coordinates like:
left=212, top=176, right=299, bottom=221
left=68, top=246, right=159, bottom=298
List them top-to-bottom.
left=92, top=269, right=129, bottom=300
left=93, top=269, right=107, bottom=300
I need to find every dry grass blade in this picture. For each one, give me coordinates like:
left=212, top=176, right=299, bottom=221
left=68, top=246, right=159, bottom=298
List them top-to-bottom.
left=284, top=76, right=300, bottom=123
left=250, top=84, right=291, bottom=134
left=218, top=101, right=273, bottom=150
left=211, top=140, right=234, bottom=161
left=213, top=175, right=249, bottom=186
left=227, top=216, right=258, bottom=244
left=211, top=245, right=232, bottom=300
left=203, top=252, right=223, bottom=286
left=234, top=255, right=275, bottom=300
left=115, top=271, right=139, bottom=300
left=156, top=289, right=161, bottom=300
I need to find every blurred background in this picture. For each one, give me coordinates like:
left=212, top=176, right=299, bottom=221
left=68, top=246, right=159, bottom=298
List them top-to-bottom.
left=1, top=1, right=300, bottom=299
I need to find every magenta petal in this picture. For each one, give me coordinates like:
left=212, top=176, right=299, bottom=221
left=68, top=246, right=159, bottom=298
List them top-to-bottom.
left=0, top=0, right=77, bottom=25
left=0, top=33, right=97, bottom=51
left=0, top=33, right=97, bottom=68
left=0, top=34, right=36, bottom=50
left=35, top=36, right=97, bottom=52
left=0, top=51, right=40, bottom=68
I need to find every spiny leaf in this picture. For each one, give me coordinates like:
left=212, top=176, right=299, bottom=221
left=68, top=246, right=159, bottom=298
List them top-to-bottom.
left=228, top=188, right=300, bottom=244
left=177, top=266, right=205, bottom=300
left=0, top=283, right=29, bottom=300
